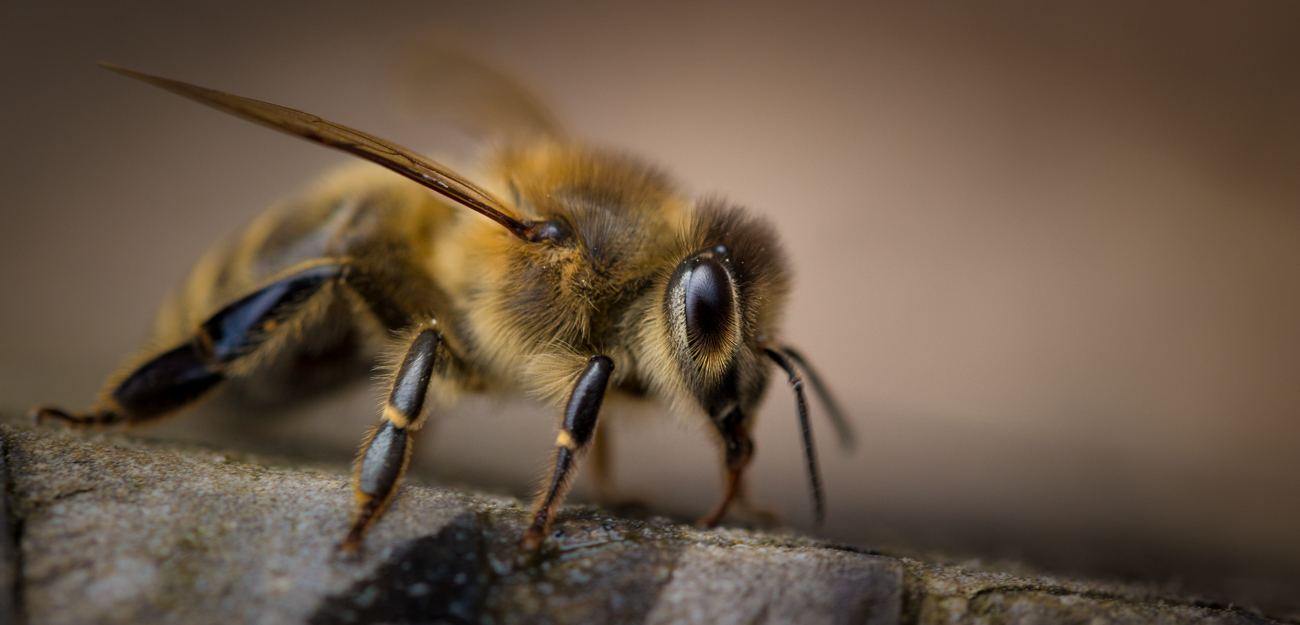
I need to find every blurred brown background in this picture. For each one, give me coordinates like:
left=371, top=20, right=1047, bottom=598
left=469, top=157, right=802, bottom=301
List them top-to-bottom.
left=2, top=0, right=1298, bottom=613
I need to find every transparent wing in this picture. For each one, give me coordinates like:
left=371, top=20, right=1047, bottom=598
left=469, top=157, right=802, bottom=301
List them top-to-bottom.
left=396, top=45, right=564, bottom=142
left=101, top=63, right=541, bottom=241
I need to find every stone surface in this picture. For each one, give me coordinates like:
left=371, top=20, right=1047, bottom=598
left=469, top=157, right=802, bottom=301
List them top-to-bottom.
left=0, top=424, right=1290, bottom=625
left=3, top=425, right=899, bottom=625
left=901, top=559, right=1284, bottom=625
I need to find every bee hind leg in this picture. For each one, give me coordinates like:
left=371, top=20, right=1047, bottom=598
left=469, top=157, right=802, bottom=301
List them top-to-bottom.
left=32, top=262, right=347, bottom=430
left=341, top=324, right=441, bottom=554
left=31, top=342, right=224, bottom=429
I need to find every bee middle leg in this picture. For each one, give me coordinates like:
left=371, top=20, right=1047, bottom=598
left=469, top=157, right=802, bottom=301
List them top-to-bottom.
left=341, top=324, right=442, bottom=553
left=521, top=355, right=615, bottom=550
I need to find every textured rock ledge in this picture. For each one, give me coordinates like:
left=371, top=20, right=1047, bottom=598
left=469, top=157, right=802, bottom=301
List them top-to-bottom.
left=0, top=424, right=1287, bottom=625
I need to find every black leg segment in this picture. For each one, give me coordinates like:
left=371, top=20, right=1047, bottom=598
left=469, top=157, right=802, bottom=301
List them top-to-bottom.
left=199, top=263, right=345, bottom=363
left=384, top=328, right=440, bottom=428
left=35, top=342, right=224, bottom=428
left=111, top=343, right=226, bottom=419
left=522, top=354, right=614, bottom=549
left=342, top=420, right=412, bottom=553
left=358, top=421, right=410, bottom=500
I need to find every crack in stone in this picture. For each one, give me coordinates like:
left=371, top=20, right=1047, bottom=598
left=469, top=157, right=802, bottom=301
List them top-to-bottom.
left=44, top=487, right=96, bottom=505
left=899, top=562, right=1291, bottom=625
left=965, top=585, right=1280, bottom=623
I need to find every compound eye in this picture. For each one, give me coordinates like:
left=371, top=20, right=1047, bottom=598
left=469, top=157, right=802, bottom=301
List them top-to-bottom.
left=668, top=245, right=736, bottom=360
left=685, top=257, right=734, bottom=352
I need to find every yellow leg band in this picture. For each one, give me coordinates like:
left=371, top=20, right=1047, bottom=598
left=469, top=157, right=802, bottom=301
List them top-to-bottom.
left=382, top=405, right=410, bottom=429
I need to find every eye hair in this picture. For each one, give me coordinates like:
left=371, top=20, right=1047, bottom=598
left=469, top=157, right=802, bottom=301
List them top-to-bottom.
left=686, top=200, right=789, bottom=294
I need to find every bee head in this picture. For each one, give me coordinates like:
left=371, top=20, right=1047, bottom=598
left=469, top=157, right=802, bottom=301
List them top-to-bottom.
left=650, top=202, right=790, bottom=431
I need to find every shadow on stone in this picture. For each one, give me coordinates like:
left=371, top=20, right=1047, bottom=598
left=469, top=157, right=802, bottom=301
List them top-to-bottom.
left=313, top=511, right=489, bottom=625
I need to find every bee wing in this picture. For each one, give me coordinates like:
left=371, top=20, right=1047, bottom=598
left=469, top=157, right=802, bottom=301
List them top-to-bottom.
left=396, top=45, right=564, bottom=142
left=100, top=63, right=539, bottom=240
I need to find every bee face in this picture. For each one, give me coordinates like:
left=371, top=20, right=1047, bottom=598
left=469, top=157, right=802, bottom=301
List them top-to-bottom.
left=660, top=203, right=790, bottom=425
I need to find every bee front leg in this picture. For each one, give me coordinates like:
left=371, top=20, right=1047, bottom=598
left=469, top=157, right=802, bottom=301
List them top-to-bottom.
left=341, top=325, right=441, bottom=554
left=521, top=355, right=614, bottom=550
left=697, top=407, right=755, bottom=527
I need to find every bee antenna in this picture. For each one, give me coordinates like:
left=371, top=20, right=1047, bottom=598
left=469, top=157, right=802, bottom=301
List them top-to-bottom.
left=97, top=63, right=559, bottom=244
left=779, top=346, right=855, bottom=452
left=764, top=348, right=824, bottom=530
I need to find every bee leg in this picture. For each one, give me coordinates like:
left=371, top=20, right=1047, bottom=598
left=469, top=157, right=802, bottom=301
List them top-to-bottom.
left=32, top=262, right=346, bottom=429
left=340, top=325, right=441, bottom=554
left=32, top=342, right=224, bottom=429
left=521, top=355, right=614, bottom=550
left=697, top=408, right=755, bottom=527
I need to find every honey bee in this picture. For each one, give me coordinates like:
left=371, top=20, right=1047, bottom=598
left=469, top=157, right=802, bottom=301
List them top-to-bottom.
left=31, top=62, right=854, bottom=552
